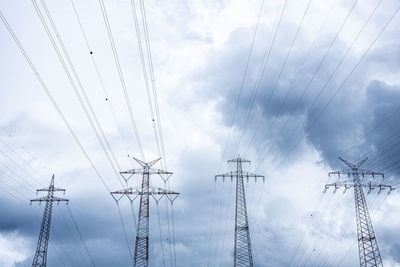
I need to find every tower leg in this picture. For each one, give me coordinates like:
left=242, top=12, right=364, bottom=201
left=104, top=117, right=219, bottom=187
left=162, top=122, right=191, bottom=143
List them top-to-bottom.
left=234, top=161, right=253, bottom=267
left=134, top=172, right=150, bottom=267
left=354, top=185, right=383, bottom=267
left=32, top=199, right=54, bottom=267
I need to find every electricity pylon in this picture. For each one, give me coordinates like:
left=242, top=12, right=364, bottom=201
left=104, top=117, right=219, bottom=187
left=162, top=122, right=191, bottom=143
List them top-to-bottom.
left=111, top=157, right=179, bottom=267
left=215, top=157, right=264, bottom=267
left=324, top=157, right=395, bottom=267
left=31, top=174, right=68, bottom=267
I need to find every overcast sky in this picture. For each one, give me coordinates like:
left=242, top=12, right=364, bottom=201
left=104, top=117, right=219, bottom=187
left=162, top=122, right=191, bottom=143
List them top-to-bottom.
left=1, top=0, right=400, bottom=266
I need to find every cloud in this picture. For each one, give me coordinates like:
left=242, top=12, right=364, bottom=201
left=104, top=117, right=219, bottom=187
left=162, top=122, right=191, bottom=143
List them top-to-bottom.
left=0, top=0, right=399, bottom=266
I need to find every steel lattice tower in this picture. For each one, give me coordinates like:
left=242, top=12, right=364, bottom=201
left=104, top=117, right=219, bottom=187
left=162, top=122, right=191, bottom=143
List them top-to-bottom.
left=111, top=157, right=179, bottom=267
left=215, top=157, right=264, bottom=267
left=324, top=157, right=395, bottom=267
left=31, top=175, right=68, bottom=267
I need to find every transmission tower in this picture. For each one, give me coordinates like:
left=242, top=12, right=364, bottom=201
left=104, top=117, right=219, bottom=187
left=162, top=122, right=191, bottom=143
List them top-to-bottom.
left=111, top=157, right=179, bottom=267
left=215, top=157, right=264, bottom=267
left=324, top=157, right=395, bottom=267
left=31, top=174, right=68, bottom=267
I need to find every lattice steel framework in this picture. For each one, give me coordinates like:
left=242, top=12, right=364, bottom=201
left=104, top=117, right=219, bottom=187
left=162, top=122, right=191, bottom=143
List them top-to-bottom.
left=111, top=157, right=179, bottom=267
left=215, top=157, right=264, bottom=267
left=325, top=157, right=395, bottom=267
left=31, top=175, right=68, bottom=267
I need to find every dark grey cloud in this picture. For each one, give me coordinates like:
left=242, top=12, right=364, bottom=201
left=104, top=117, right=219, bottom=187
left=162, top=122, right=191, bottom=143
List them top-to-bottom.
left=193, top=1, right=400, bottom=266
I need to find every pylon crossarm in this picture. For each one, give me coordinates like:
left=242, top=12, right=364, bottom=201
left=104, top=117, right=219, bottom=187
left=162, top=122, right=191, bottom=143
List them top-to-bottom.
left=228, top=157, right=250, bottom=164
left=120, top=168, right=144, bottom=175
left=148, top=168, right=173, bottom=175
left=328, top=170, right=352, bottom=178
left=357, top=170, right=384, bottom=179
left=215, top=171, right=235, bottom=182
left=242, top=171, right=265, bottom=182
left=324, top=181, right=354, bottom=193
left=360, top=181, right=394, bottom=194
left=130, top=186, right=179, bottom=195
left=134, top=186, right=178, bottom=206
left=36, top=187, right=66, bottom=192
left=111, top=188, right=133, bottom=195
left=111, top=188, right=134, bottom=202
left=53, top=196, right=68, bottom=202
left=31, top=197, right=48, bottom=203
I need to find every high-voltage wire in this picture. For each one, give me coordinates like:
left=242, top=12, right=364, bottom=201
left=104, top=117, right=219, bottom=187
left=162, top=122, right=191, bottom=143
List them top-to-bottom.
left=33, top=0, right=125, bottom=187
left=69, top=0, right=133, bottom=159
left=98, top=0, right=145, bottom=160
left=130, top=0, right=163, bottom=167
left=209, top=0, right=266, bottom=264
left=217, top=0, right=266, bottom=166
left=230, top=0, right=288, bottom=159
left=235, top=0, right=312, bottom=156
left=244, top=0, right=338, bottom=159
left=248, top=0, right=339, bottom=244
left=254, top=0, right=360, bottom=172
left=260, top=4, right=399, bottom=181
left=0, top=9, right=111, bottom=192
left=0, top=132, right=49, bottom=183
left=0, top=134, right=94, bottom=266
left=0, top=149, right=43, bottom=187
left=0, top=161, right=36, bottom=193
left=319, top=192, right=382, bottom=266
left=57, top=205, right=88, bottom=266
left=67, top=205, right=97, bottom=267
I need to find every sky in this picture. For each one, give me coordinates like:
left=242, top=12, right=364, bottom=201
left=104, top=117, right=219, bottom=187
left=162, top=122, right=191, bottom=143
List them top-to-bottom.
left=0, top=0, right=400, bottom=266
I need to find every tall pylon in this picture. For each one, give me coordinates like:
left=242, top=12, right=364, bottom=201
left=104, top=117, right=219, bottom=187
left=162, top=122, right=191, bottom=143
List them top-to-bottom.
left=215, top=156, right=264, bottom=267
left=111, top=157, right=179, bottom=267
left=324, top=157, right=395, bottom=267
left=31, top=174, right=68, bottom=267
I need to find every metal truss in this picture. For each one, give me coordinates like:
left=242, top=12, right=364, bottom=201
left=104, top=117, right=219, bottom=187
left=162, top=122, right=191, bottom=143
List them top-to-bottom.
left=111, top=157, right=179, bottom=267
left=216, top=157, right=264, bottom=267
left=325, top=157, right=395, bottom=267
left=31, top=175, right=68, bottom=267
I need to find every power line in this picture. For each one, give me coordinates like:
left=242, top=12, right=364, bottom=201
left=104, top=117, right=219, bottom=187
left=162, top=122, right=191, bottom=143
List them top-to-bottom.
left=33, top=0, right=125, bottom=188
left=69, top=0, right=133, bottom=159
left=97, top=0, right=145, bottom=160
left=218, top=0, right=266, bottom=167
left=231, top=0, right=288, bottom=159
left=235, top=0, right=312, bottom=156
left=245, top=0, right=338, bottom=158
left=254, top=0, right=361, bottom=173
left=260, top=2, right=399, bottom=181
left=0, top=8, right=111, bottom=192
left=1, top=131, right=96, bottom=266
left=67, top=205, right=97, bottom=267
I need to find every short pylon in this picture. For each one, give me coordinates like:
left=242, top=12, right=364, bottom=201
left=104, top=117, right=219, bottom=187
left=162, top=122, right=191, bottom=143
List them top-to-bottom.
left=215, top=157, right=264, bottom=267
left=31, top=175, right=68, bottom=267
